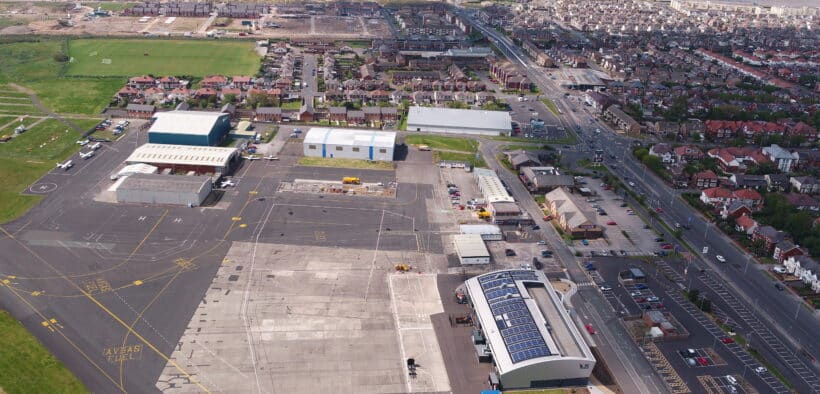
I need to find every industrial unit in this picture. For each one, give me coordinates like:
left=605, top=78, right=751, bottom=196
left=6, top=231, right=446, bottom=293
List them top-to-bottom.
left=406, top=106, right=512, bottom=136
left=148, top=111, right=231, bottom=146
left=303, top=128, right=396, bottom=162
left=125, top=143, right=239, bottom=175
left=116, top=173, right=212, bottom=206
left=460, top=224, right=504, bottom=241
left=453, top=233, right=491, bottom=265
left=465, top=270, right=596, bottom=389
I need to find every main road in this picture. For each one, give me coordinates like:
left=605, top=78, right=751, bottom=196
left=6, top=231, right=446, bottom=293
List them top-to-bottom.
left=460, top=8, right=820, bottom=393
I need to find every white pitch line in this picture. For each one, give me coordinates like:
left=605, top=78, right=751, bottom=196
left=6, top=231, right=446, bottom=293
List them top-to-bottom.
left=363, top=209, right=385, bottom=302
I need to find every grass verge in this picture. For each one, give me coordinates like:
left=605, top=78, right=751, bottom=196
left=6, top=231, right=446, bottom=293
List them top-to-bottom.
left=541, top=98, right=559, bottom=116
left=405, top=134, right=478, bottom=152
left=435, top=151, right=487, bottom=168
left=297, top=156, right=395, bottom=170
left=0, top=309, right=88, bottom=393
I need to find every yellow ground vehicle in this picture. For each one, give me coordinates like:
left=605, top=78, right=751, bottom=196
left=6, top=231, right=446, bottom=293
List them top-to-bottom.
left=342, top=177, right=361, bottom=185
left=477, top=210, right=492, bottom=220
left=395, top=264, right=410, bottom=272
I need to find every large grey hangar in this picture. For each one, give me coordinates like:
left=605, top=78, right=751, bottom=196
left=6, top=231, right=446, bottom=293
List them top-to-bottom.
left=406, top=106, right=512, bottom=136
left=303, top=127, right=396, bottom=162
left=116, top=173, right=212, bottom=206
left=465, top=269, right=596, bottom=390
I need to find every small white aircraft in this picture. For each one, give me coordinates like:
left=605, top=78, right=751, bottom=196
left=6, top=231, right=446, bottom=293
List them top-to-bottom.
left=76, top=139, right=89, bottom=146
left=89, top=142, right=101, bottom=150
left=79, top=151, right=95, bottom=159
left=245, top=155, right=260, bottom=161
left=264, top=155, right=279, bottom=160
left=56, top=160, right=73, bottom=170
left=220, top=179, right=235, bottom=188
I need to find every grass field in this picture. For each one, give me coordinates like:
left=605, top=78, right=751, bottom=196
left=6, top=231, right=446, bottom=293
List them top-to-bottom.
left=82, top=1, right=138, bottom=11
left=66, top=39, right=262, bottom=77
left=27, top=79, right=122, bottom=115
left=541, top=98, right=559, bottom=116
left=405, top=134, right=478, bottom=153
left=298, top=156, right=395, bottom=170
left=0, top=309, right=88, bottom=394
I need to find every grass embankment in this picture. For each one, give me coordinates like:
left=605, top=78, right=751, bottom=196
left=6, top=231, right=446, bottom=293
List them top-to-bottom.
left=66, top=39, right=261, bottom=77
left=541, top=98, right=559, bottom=116
left=405, top=134, right=487, bottom=167
left=298, top=156, right=395, bottom=170
left=0, top=310, right=88, bottom=393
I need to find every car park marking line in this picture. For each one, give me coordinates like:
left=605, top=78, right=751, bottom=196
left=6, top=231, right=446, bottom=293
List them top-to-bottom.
left=0, top=225, right=210, bottom=393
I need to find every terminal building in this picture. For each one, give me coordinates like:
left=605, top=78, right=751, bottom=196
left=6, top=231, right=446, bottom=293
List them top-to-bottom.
left=406, top=106, right=512, bottom=136
left=148, top=111, right=232, bottom=146
left=303, top=127, right=396, bottom=162
left=125, top=143, right=239, bottom=175
left=465, top=270, right=596, bottom=389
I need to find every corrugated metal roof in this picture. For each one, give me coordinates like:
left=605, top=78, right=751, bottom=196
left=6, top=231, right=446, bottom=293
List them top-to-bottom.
left=406, top=106, right=511, bottom=132
left=149, top=111, right=229, bottom=136
left=303, top=127, right=396, bottom=149
left=126, top=143, right=237, bottom=167
left=475, top=168, right=515, bottom=203
left=118, top=173, right=210, bottom=192
left=460, top=224, right=502, bottom=235
left=453, top=234, right=490, bottom=258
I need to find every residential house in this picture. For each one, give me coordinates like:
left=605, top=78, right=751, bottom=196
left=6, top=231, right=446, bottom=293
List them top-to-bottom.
left=129, top=75, right=156, bottom=89
left=201, top=75, right=229, bottom=89
left=158, top=76, right=181, bottom=90
left=232, top=76, right=253, bottom=90
left=116, top=86, right=141, bottom=101
left=584, top=91, right=614, bottom=114
left=126, top=104, right=156, bottom=119
left=603, top=105, right=640, bottom=134
left=362, top=106, right=382, bottom=123
left=254, top=107, right=282, bottom=122
left=328, top=107, right=347, bottom=123
left=381, top=107, right=398, bottom=122
left=346, top=110, right=365, bottom=125
left=653, top=121, right=680, bottom=138
left=649, top=143, right=674, bottom=164
left=762, top=144, right=799, bottom=173
left=673, top=145, right=704, bottom=163
left=506, top=150, right=542, bottom=170
left=521, top=167, right=574, bottom=193
left=692, top=170, right=719, bottom=189
left=765, top=173, right=790, bottom=192
left=730, top=174, right=768, bottom=191
left=790, top=176, right=820, bottom=195
left=544, top=187, right=602, bottom=239
left=700, top=187, right=734, bottom=207
left=733, top=188, right=764, bottom=211
left=785, top=193, right=819, bottom=211
left=721, top=201, right=753, bottom=220
left=734, top=214, right=758, bottom=235
left=752, top=225, right=787, bottom=255
left=773, top=241, right=803, bottom=263
left=783, top=256, right=820, bottom=293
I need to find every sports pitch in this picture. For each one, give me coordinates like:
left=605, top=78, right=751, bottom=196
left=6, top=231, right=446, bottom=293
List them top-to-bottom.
left=65, top=39, right=261, bottom=77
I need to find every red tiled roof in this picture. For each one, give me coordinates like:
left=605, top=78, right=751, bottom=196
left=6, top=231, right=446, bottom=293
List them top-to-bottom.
left=694, top=170, right=717, bottom=179
left=703, top=187, right=733, bottom=198
left=733, top=188, right=762, bottom=200
left=736, top=214, right=757, bottom=229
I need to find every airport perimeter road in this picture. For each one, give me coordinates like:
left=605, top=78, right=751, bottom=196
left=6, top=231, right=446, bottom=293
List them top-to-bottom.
left=478, top=139, right=670, bottom=394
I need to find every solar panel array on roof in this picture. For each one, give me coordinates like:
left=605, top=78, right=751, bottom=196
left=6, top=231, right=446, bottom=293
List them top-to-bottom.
left=478, top=270, right=551, bottom=364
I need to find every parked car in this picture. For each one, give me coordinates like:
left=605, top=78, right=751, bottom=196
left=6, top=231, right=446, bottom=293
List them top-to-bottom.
left=655, top=207, right=664, bottom=213
left=606, top=221, right=617, bottom=225
left=581, top=239, right=589, bottom=246
left=661, top=243, right=674, bottom=250
left=505, top=249, right=516, bottom=257
left=716, top=255, right=726, bottom=263
left=532, top=257, right=543, bottom=270
left=584, top=263, right=597, bottom=271
left=774, top=283, right=785, bottom=291
left=599, top=284, right=613, bottom=291
left=635, top=284, right=648, bottom=290
left=646, top=296, right=660, bottom=302
left=585, top=324, right=595, bottom=335
left=721, top=337, right=735, bottom=344
left=697, top=357, right=708, bottom=366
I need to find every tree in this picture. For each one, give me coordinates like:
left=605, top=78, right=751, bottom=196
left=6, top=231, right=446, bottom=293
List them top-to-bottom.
left=223, top=93, right=236, bottom=104
left=664, top=95, right=688, bottom=122
left=446, top=101, right=469, bottom=109
left=746, top=162, right=779, bottom=175
left=687, top=289, right=700, bottom=303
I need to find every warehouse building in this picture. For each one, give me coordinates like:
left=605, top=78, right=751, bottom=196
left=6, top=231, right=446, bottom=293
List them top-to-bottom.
left=406, top=107, right=512, bottom=136
left=148, top=111, right=231, bottom=146
left=303, top=128, right=396, bottom=162
left=125, top=143, right=239, bottom=175
left=474, top=168, right=514, bottom=203
left=116, top=173, right=212, bottom=206
left=460, top=224, right=504, bottom=241
left=453, top=234, right=491, bottom=265
left=465, top=270, right=596, bottom=389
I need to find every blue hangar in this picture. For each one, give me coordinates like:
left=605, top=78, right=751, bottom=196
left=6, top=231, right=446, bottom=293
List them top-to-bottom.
left=148, top=111, right=231, bottom=146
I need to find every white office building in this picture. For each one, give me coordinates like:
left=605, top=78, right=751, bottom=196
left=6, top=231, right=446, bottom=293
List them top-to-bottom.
left=406, top=106, right=512, bottom=136
left=303, top=127, right=396, bottom=162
